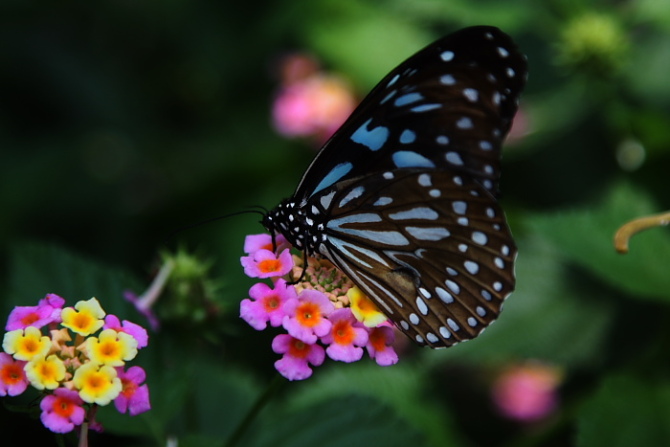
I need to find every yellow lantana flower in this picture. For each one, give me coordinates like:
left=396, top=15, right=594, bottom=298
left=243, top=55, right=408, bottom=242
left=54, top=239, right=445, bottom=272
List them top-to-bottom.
left=348, top=287, right=388, bottom=327
left=61, top=298, right=105, bottom=336
left=3, top=327, right=52, bottom=361
left=85, top=329, right=138, bottom=366
left=25, top=354, right=66, bottom=390
left=73, top=362, right=121, bottom=405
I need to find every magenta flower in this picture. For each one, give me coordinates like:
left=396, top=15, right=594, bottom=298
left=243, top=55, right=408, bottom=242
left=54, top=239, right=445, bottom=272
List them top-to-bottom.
left=272, top=74, right=356, bottom=143
left=243, top=233, right=290, bottom=255
left=241, top=248, right=293, bottom=279
left=124, top=258, right=175, bottom=331
left=241, top=279, right=297, bottom=330
left=282, top=289, right=334, bottom=344
left=124, top=290, right=161, bottom=331
left=5, top=293, right=65, bottom=331
left=39, top=293, right=66, bottom=323
left=320, top=308, right=368, bottom=362
left=104, top=314, right=149, bottom=349
left=365, top=326, right=398, bottom=366
left=272, top=334, right=325, bottom=381
left=0, top=352, right=28, bottom=396
left=492, top=362, right=562, bottom=422
left=114, top=366, right=151, bottom=416
left=40, top=388, right=85, bottom=433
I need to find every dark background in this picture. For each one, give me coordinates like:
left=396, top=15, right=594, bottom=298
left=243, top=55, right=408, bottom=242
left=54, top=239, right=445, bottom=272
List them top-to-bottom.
left=2, top=0, right=670, bottom=446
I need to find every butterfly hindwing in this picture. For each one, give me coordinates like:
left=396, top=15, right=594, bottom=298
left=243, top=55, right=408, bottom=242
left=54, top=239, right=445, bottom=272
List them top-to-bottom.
left=294, top=25, right=527, bottom=201
left=313, top=169, right=516, bottom=347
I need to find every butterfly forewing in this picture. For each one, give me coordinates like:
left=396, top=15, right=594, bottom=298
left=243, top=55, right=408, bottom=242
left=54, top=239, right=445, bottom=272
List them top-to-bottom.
left=294, top=25, right=527, bottom=200
left=315, top=169, right=516, bottom=347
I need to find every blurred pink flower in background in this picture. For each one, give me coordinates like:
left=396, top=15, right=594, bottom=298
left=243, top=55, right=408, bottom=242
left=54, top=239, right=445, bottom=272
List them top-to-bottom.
left=272, top=53, right=357, bottom=144
left=506, top=107, right=530, bottom=144
left=492, top=361, right=562, bottom=422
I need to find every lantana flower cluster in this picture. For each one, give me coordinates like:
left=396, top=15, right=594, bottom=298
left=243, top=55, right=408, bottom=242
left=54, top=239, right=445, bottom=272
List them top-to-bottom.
left=240, top=234, right=399, bottom=381
left=1, top=294, right=150, bottom=434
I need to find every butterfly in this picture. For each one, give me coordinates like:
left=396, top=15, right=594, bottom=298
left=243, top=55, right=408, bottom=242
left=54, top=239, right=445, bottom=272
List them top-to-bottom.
left=262, top=26, right=527, bottom=348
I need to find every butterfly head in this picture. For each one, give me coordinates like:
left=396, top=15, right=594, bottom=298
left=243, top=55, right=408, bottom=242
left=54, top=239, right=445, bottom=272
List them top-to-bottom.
left=262, top=199, right=325, bottom=254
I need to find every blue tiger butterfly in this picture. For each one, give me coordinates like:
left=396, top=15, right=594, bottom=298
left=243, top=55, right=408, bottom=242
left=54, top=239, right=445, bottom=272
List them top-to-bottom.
left=262, top=26, right=527, bottom=348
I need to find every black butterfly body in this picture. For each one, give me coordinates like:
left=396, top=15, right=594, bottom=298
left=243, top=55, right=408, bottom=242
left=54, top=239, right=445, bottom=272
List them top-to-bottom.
left=262, top=26, right=527, bottom=348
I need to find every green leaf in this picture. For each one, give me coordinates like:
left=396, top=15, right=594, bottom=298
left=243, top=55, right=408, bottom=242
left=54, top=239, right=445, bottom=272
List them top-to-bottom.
left=300, top=1, right=432, bottom=88
left=527, top=182, right=670, bottom=303
left=432, top=235, right=616, bottom=368
left=4, top=241, right=143, bottom=318
left=276, top=363, right=464, bottom=447
left=577, top=373, right=670, bottom=447
left=252, top=392, right=429, bottom=447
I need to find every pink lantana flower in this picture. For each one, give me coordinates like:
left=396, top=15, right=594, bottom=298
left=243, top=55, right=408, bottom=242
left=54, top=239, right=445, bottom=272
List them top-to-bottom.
left=244, top=233, right=290, bottom=255
left=241, top=249, right=293, bottom=279
left=241, top=279, right=297, bottom=330
left=282, top=289, right=334, bottom=344
left=5, top=293, right=65, bottom=331
left=39, top=293, right=66, bottom=319
left=321, top=308, right=368, bottom=362
left=104, top=314, right=149, bottom=349
left=365, top=325, right=398, bottom=366
left=272, top=334, right=325, bottom=381
left=0, top=352, right=28, bottom=396
left=114, top=366, right=151, bottom=416
left=39, top=388, right=85, bottom=434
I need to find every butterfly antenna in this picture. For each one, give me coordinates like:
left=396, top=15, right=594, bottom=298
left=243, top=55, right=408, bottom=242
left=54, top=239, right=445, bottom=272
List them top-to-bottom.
left=162, top=207, right=267, bottom=244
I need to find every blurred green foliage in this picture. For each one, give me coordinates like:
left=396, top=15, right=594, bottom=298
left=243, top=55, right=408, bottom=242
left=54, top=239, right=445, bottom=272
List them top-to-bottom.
left=3, top=0, right=670, bottom=445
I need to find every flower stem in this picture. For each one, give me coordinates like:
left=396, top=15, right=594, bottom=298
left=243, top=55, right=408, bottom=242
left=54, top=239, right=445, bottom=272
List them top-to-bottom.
left=614, top=211, right=670, bottom=254
left=137, top=259, right=175, bottom=311
left=222, top=374, right=285, bottom=447
left=78, top=405, right=98, bottom=447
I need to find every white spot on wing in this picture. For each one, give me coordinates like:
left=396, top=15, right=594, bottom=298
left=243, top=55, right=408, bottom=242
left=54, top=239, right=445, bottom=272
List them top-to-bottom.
left=440, top=50, right=455, bottom=62
left=440, top=74, right=456, bottom=85
left=463, top=88, right=478, bottom=102
left=394, top=92, right=423, bottom=107
left=456, top=117, right=473, bottom=129
left=400, top=129, right=416, bottom=144
left=392, top=151, right=436, bottom=168
left=446, top=151, right=464, bottom=166
left=418, top=173, right=432, bottom=187
left=339, top=186, right=365, bottom=208
left=373, top=197, right=393, bottom=207
left=452, top=201, right=467, bottom=215
left=389, top=207, right=438, bottom=220
left=406, top=226, right=451, bottom=241
left=472, top=231, right=488, bottom=245
left=464, top=261, right=479, bottom=274
left=445, top=279, right=460, bottom=294
left=436, top=287, right=453, bottom=303
left=416, top=297, right=428, bottom=315
left=447, top=318, right=460, bottom=331
left=439, top=326, right=451, bottom=338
